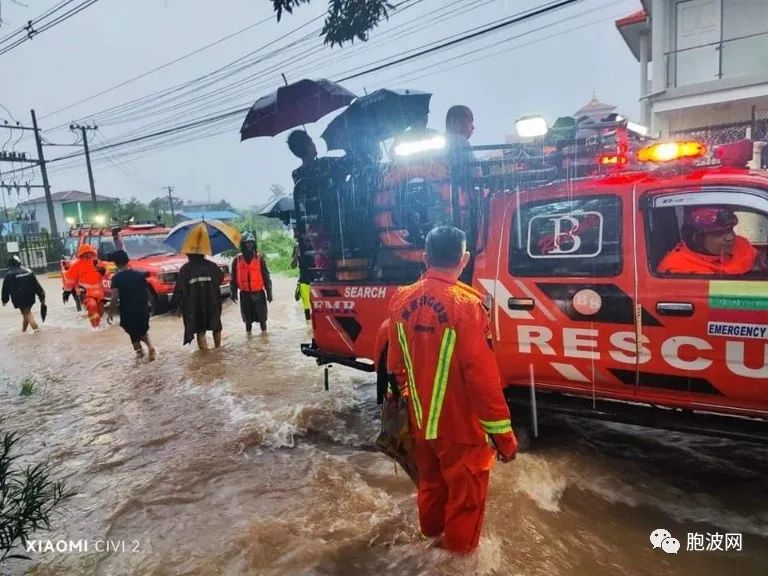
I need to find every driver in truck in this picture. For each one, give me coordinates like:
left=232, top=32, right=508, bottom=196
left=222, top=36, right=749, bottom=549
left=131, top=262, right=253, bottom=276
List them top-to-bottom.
left=657, top=206, right=760, bottom=275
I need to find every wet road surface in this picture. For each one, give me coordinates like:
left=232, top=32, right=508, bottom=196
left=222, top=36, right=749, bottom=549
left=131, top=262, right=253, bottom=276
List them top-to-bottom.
left=0, top=275, right=766, bottom=575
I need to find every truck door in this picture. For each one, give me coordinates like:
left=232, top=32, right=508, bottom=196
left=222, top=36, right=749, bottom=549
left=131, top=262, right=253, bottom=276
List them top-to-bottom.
left=638, top=187, right=768, bottom=416
left=489, top=189, right=635, bottom=395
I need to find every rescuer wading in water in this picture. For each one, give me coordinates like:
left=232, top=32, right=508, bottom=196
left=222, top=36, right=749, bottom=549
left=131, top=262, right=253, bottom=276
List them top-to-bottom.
left=387, top=225, right=517, bottom=555
left=230, top=232, right=272, bottom=334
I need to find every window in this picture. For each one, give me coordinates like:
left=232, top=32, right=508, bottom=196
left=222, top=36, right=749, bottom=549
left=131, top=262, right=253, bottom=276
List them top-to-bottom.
left=645, top=188, right=768, bottom=278
left=509, top=195, right=623, bottom=277
left=121, top=234, right=172, bottom=259
left=63, top=237, right=79, bottom=259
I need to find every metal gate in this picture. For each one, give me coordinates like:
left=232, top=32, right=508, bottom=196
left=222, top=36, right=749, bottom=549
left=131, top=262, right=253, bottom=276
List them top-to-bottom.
left=0, top=233, right=64, bottom=276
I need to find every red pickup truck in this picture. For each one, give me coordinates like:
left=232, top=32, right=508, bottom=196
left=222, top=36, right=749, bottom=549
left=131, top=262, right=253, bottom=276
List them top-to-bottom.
left=60, top=223, right=231, bottom=314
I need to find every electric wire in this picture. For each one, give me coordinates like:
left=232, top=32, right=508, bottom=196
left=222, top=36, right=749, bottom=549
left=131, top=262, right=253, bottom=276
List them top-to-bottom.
left=27, top=0, right=594, bottom=176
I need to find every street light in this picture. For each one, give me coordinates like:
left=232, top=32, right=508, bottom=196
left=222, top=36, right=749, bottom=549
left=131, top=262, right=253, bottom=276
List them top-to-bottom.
left=515, top=115, right=548, bottom=139
left=394, top=135, right=446, bottom=157
left=92, top=214, right=106, bottom=225
left=65, top=217, right=75, bottom=226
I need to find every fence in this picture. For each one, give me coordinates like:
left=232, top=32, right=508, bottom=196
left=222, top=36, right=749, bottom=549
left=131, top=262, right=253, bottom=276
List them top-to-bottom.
left=0, top=233, right=64, bottom=277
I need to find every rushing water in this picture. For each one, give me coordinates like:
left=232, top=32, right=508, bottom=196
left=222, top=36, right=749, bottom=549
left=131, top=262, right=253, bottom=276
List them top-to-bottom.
left=0, top=275, right=766, bottom=576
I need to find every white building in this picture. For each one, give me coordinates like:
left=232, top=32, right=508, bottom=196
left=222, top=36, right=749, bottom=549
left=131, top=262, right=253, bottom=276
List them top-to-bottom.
left=616, top=0, right=768, bottom=139
left=16, top=190, right=116, bottom=234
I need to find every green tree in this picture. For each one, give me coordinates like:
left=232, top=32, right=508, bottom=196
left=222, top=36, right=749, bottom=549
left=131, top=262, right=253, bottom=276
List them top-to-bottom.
left=271, top=0, right=394, bottom=46
left=147, top=195, right=183, bottom=217
left=112, top=197, right=153, bottom=223
left=0, top=430, right=71, bottom=562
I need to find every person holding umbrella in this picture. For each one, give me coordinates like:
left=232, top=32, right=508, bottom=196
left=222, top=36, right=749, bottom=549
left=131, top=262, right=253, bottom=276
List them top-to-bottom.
left=166, top=219, right=240, bottom=350
left=230, top=232, right=272, bottom=335
left=2, top=255, right=46, bottom=333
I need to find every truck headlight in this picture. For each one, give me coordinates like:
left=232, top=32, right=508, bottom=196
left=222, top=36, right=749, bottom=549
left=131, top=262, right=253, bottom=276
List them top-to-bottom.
left=158, top=272, right=178, bottom=285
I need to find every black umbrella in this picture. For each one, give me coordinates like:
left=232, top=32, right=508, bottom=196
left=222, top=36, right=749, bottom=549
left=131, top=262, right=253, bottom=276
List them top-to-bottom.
left=240, top=79, right=356, bottom=140
left=321, top=88, right=432, bottom=151
left=260, top=197, right=295, bottom=225
left=40, top=303, right=47, bottom=322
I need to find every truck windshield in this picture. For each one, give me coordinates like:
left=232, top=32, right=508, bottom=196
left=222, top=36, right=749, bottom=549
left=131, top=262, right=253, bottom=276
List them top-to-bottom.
left=121, top=234, right=174, bottom=259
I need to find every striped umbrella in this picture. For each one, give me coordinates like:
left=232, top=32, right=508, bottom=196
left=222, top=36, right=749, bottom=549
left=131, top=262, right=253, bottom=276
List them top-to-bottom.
left=163, top=219, right=241, bottom=256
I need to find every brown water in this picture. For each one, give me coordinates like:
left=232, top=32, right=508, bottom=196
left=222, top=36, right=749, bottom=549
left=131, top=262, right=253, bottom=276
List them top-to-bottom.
left=1, top=275, right=766, bottom=576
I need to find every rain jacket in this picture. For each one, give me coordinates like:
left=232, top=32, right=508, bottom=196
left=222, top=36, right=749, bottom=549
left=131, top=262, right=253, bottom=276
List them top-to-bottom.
left=657, top=236, right=757, bottom=275
left=63, top=254, right=106, bottom=301
left=172, top=257, right=223, bottom=345
left=2, top=265, right=45, bottom=309
left=387, top=269, right=516, bottom=452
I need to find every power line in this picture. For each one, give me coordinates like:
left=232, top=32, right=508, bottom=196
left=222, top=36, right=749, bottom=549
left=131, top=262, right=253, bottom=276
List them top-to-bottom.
left=0, top=0, right=100, bottom=57
left=27, top=0, right=589, bottom=174
left=44, top=0, right=427, bottom=131
left=44, top=0, right=505, bottom=151
left=40, top=12, right=281, bottom=120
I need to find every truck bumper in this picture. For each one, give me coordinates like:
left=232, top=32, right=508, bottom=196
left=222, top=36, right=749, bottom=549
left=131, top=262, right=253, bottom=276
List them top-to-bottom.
left=300, top=342, right=375, bottom=372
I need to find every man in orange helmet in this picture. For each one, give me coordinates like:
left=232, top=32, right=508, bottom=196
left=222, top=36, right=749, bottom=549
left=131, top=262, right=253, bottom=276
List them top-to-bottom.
left=658, top=206, right=760, bottom=275
left=387, top=225, right=517, bottom=555
left=63, top=243, right=107, bottom=327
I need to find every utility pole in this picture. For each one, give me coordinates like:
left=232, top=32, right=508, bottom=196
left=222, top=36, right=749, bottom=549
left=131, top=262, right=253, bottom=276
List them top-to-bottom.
left=31, top=109, right=58, bottom=237
left=70, top=123, right=98, bottom=211
left=163, top=186, right=175, bottom=222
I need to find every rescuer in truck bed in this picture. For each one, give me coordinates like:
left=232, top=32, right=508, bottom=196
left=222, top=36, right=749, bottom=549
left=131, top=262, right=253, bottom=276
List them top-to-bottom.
left=657, top=206, right=761, bottom=275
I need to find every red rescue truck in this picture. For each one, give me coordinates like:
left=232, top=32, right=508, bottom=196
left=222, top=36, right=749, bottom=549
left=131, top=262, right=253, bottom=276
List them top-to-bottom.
left=298, top=119, right=768, bottom=440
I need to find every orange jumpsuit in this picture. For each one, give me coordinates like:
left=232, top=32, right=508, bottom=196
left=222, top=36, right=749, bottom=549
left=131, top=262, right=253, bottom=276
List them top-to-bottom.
left=657, top=236, right=757, bottom=275
left=64, top=246, right=106, bottom=327
left=387, top=270, right=517, bottom=554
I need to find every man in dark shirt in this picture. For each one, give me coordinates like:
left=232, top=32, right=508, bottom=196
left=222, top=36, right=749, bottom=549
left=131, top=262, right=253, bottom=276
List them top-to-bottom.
left=445, top=105, right=478, bottom=166
left=287, top=129, right=318, bottom=184
left=108, top=250, right=156, bottom=361
left=2, top=255, right=45, bottom=332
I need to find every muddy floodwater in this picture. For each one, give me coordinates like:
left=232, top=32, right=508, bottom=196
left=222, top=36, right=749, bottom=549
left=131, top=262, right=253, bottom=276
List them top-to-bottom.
left=1, top=275, right=766, bottom=576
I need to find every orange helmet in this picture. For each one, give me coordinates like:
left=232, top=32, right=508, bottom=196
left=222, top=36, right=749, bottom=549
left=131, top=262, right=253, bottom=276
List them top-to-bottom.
left=77, top=243, right=97, bottom=258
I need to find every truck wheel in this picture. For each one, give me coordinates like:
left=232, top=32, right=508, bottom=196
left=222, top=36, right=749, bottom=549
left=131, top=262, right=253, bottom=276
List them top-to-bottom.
left=512, top=422, right=533, bottom=452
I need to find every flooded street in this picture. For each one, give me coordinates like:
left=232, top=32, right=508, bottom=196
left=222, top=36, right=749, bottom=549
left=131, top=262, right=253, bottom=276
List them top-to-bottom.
left=1, top=275, right=766, bottom=576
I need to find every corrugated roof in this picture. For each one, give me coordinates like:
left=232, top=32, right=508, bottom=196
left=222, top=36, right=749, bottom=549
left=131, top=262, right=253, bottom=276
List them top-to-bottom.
left=17, top=190, right=117, bottom=206
left=176, top=210, right=239, bottom=221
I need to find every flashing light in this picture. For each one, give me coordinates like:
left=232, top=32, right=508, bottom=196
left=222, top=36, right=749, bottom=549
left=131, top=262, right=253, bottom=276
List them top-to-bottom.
left=515, top=115, right=548, bottom=138
left=627, top=121, right=649, bottom=136
left=394, top=135, right=446, bottom=157
left=637, top=141, right=706, bottom=163
left=598, top=154, right=629, bottom=166
left=92, top=214, right=106, bottom=225
left=65, top=217, right=75, bottom=226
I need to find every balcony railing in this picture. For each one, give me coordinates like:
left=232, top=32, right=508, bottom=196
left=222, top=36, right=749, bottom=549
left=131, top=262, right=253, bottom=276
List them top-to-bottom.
left=666, top=30, right=768, bottom=88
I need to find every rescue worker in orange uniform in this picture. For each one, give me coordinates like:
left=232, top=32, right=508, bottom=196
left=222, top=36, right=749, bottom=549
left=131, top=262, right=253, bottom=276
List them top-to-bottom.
left=658, top=206, right=760, bottom=275
left=387, top=226, right=517, bottom=555
left=230, top=232, right=272, bottom=334
left=63, top=243, right=107, bottom=327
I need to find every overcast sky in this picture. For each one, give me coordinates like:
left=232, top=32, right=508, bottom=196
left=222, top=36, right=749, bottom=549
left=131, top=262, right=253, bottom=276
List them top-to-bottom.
left=0, top=0, right=641, bottom=209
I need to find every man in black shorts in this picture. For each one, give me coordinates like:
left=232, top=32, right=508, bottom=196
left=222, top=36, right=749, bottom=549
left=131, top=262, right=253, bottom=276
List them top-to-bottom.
left=108, top=250, right=156, bottom=360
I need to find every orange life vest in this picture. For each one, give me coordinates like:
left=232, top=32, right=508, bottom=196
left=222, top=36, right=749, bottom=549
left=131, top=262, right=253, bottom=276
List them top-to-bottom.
left=657, top=235, right=757, bottom=275
left=235, top=254, right=265, bottom=292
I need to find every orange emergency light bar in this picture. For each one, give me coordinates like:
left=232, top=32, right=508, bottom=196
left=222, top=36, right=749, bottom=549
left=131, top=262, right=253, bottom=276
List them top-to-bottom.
left=637, top=141, right=707, bottom=163
left=598, top=154, right=629, bottom=166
